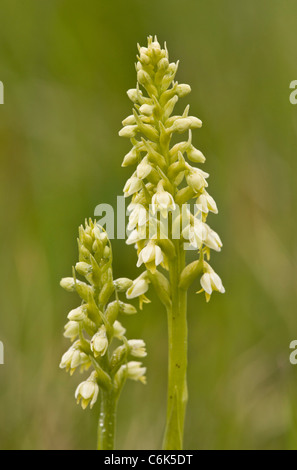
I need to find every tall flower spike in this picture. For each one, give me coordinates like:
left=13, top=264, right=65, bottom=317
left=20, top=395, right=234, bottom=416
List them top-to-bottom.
left=119, top=36, right=224, bottom=450
left=60, top=219, right=147, bottom=450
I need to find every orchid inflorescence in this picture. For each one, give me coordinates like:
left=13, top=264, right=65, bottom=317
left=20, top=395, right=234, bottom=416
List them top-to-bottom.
left=119, top=35, right=225, bottom=302
left=59, top=219, right=147, bottom=413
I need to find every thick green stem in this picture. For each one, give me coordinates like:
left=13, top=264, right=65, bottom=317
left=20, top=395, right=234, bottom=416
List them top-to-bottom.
left=163, top=241, right=188, bottom=450
left=97, top=390, right=117, bottom=450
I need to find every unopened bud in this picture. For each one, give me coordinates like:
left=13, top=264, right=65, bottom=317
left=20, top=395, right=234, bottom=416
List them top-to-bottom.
left=176, top=84, right=191, bottom=97
left=139, top=104, right=154, bottom=116
left=122, top=115, right=136, bottom=126
left=119, top=125, right=138, bottom=138
left=187, top=145, right=206, bottom=163
left=75, top=262, right=92, bottom=276
left=60, top=277, right=76, bottom=292
left=113, top=278, right=133, bottom=292
left=119, top=301, right=137, bottom=315
left=67, top=305, right=86, bottom=321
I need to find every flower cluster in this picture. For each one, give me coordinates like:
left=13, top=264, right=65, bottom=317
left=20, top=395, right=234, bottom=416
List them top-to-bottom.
left=119, top=36, right=224, bottom=301
left=60, top=219, right=147, bottom=410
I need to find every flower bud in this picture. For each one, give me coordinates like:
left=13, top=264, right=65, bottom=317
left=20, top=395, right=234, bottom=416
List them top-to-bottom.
left=157, top=57, right=169, bottom=71
left=137, top=69, right=151, bottom=87
left=176, top=84, right=191, bottom=97
left=127, top=88, right=139, bottom=102
left=139, top=104, right=154, bottom=116
left=122, top=115, right=136, bottom=126
left=172, top=117, right=202, bottom=134
left=119, top=125, right=138, bottom=138
left=187, top=145, right=206, bottom=163
left=122, top=147, right=139, bottom=167
left=136, top=156, right=152, bottom=180
left=123, top=175, right=142, bottom=197
left=103, top=245, right=111, bottom=259
left=75, top=262, right=92, bottom=277
left=60, top=277, right=76, bottom=292
left=113, top=278, right=133, bottom=292
left=119, top=301, right=137, bottom=315
left=67, top=305, right=86, bottom=321
left=112, top=320, right=126, bottom=338
left=63, top=321, right=80, bottom=342
left=91, top=326, right=108, bottom=357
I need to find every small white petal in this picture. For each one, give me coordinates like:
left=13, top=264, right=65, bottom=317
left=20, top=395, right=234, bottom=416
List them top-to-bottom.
left=154, top=245, right=164, bottom=266
left=200, top=273, right=213, bottom=295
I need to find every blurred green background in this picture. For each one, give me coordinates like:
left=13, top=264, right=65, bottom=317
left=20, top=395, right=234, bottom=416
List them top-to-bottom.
left=1, top=0, right=297, bottom=450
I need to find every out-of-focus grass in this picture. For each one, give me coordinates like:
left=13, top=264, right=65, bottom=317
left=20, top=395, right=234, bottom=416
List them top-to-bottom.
left=1, top=0, right=297, bottom=449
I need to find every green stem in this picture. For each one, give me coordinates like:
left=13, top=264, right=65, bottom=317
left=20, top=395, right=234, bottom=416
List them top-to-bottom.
left=163, top=241, right=188, bottom=450
left=97, top=390, right=117, bottom=450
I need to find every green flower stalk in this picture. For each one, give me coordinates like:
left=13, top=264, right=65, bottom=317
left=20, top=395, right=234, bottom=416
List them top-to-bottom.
left=119, top=36, right=225, bottom=449
left=60, top=219, right=147, bottom=450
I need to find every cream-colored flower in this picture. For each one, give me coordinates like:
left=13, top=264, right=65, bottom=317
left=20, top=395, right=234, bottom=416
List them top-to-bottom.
left=172, top=116, right=202, bottom=134
left=118, top=124, right=138, bottom=138
left=186, top=145, right=206, bottom=163
left=136, top=156, right=152, bottom=180
left=185, top=164, right=209, bottom=193
left=123, top=174, right=142, bottom=197
left=151, top=182, right=176, bottom=218
left=195, top=191, right=218, bottom=214
left=127, top=203, right=148, bottom=230
left=182, top=219, right=207, bottom=250
left=203, top=224, right=223, bottom=252
left=126, top=226, right=147, bottom=245
left=136, top=241, right=164, bottom=273
left=199, top=268, right=225, bottom=302
left=126, top=272, right=150, bottom=299
left=60, top=277, right=76, bottom=292
left=67, top=305, right=86, bottom=321
left=112, top=320, right=126, bottom=338
left=63, top=321, right=80, bottom=342
left=91, top=326, right=108, bottom=358
left=128, top=340, right=147, bottom=358
left=59, top=343, right=91, bottom=375
left=115, top=361, right=147, bottom=388
left=126, top=361, right=147, bottom=383
left=75, top=372, right=99, bottom=410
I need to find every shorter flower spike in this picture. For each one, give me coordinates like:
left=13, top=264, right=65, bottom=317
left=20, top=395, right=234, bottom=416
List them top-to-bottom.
left=60, top=219, right=148, bottom=443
